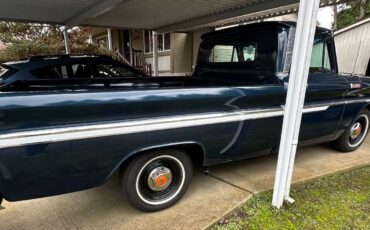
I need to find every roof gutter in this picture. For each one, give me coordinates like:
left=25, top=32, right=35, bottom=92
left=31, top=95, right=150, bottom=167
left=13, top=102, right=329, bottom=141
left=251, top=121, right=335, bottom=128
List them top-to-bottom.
left=335, top=17, right=370, bottom=36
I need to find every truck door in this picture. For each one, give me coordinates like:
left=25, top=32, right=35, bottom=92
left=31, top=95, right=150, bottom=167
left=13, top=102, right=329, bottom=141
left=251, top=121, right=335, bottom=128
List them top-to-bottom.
left=199, top=31, right=288, bottom=159
left=300, top=32, right=347, bottom=144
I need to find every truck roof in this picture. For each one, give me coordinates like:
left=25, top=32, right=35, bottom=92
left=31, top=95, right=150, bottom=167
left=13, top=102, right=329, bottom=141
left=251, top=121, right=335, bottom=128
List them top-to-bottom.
left=202, top=21, right=332, bottom=40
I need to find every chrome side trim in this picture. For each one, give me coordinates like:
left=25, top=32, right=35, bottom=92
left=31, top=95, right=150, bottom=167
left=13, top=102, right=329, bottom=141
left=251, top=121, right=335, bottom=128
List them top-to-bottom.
left=346, top=99, right=370, bottom=105
left=0, top=104, right=342, bottom=149
left=301, top=105, right=330, bottom=113
left=0, top=108, right=284, bottom=149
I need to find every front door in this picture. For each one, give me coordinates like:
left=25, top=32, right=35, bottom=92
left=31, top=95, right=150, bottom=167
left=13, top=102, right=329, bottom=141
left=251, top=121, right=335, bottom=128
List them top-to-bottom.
left=300, top=33, right=347, bottom=143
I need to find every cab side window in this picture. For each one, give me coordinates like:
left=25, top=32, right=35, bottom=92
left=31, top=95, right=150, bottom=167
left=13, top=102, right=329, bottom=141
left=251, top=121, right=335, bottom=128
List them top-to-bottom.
left=310, top=36, right=334, bottom=73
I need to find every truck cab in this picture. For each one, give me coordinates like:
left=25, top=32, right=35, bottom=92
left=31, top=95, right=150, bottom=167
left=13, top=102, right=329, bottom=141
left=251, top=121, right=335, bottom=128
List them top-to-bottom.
left=192, top=22, right=351, bottom=150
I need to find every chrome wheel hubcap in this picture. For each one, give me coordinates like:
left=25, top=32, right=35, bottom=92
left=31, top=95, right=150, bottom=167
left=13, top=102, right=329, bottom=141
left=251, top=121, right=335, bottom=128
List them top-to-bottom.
left=350, top=122, right=362, bottom=140
left=147, top=166, right=172, bottom=192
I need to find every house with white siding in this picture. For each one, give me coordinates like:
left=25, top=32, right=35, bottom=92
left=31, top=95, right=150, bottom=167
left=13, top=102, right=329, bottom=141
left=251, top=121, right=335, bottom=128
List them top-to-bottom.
left=335, top=17, right=370, bottom=76
left=90, top=27, right=211, bottom=76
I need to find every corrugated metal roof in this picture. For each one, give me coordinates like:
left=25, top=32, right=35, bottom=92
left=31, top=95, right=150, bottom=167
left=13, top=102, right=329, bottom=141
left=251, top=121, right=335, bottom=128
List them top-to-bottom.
left=0, top=0, right=347, bottom=32
left=86, top=0, right=256, bottom=28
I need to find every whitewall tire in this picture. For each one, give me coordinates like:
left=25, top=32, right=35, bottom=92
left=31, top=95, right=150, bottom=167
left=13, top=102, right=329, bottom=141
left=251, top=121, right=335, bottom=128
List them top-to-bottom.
left=121, top=149, right=193, bottom=212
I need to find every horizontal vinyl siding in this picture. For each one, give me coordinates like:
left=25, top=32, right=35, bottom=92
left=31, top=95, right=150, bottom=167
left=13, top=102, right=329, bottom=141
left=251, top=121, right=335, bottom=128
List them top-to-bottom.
left=335, top=22, right=370, bottom=75
left=172, top=33, right=192, bottom=74
left=146, top=56, right=171, bottom=72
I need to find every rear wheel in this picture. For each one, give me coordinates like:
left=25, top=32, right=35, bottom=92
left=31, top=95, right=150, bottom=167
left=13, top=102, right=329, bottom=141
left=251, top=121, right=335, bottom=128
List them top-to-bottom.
left=333, top=110, right=370, bottom=152
left=121, top=149, right=192, bottom=212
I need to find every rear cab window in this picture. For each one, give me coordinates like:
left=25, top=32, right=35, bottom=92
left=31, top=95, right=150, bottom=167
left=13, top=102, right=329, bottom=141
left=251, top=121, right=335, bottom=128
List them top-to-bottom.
left=195, top=30, right=279, bottom=84
left=208, top=43, right=257, bottom=63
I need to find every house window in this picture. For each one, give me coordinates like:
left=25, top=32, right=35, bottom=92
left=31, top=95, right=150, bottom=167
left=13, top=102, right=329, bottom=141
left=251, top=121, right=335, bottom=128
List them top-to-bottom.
left=144, top=31, right=171, bottom=53
left=164, top=33, right=170, bottom=50
left=96, top=35, right=108, bottom=49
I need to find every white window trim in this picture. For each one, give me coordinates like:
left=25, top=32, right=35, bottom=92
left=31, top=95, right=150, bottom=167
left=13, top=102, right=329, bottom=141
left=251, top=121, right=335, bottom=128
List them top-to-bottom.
left=144, top=31, right=170, bottom=54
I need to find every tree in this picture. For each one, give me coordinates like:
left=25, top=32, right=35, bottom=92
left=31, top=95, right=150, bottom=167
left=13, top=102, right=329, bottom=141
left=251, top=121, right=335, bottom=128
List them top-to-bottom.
left=336, top=0, right=370, bottom=30
left=359, top=0, right=367, bottom=19
left=333, top=5, right=338, bottom=30
left=0, top=22, right=112, bottom=63
left=0, top=22, right=63, bottom=44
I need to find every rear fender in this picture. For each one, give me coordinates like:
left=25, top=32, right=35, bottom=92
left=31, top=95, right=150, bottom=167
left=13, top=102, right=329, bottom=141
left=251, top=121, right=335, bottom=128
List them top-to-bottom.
left=105, top=141, right=206, bottom=181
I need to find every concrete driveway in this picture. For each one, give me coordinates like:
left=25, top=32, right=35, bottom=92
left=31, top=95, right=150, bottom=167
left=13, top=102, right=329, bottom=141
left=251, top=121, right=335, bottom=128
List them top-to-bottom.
left=1, top=137, right=369, bottom=230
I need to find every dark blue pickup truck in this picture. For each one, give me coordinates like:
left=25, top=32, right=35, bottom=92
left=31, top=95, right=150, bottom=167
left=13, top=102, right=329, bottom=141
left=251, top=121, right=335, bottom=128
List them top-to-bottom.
left=0, top=22, right=369, bottom=212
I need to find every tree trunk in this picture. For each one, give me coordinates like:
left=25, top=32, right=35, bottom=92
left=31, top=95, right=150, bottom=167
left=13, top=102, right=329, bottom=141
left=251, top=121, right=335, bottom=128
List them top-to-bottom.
left=359, top=0, right=366, bottom=20
left=333, top=5, right=338, bottom=30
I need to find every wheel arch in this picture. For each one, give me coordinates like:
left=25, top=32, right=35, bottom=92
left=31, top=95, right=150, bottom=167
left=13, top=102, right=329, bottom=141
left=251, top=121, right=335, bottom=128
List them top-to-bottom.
left=345, top=103, right=370, bottom=127
left=106, top=141, right=207, bottom=181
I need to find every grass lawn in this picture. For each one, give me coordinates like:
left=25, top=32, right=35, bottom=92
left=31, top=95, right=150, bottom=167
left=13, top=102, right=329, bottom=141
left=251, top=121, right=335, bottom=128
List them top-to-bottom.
left=213, top=166, right=370, bottom=230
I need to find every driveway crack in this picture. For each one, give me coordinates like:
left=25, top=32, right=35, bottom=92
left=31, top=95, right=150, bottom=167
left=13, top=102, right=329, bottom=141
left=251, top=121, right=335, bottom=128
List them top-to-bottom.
left=207, top=173, right=256, bottom=195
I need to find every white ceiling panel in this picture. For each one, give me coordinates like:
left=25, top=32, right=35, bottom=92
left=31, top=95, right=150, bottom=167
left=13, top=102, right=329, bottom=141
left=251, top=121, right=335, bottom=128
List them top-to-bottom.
left=84, top=0, right=262, bottom=28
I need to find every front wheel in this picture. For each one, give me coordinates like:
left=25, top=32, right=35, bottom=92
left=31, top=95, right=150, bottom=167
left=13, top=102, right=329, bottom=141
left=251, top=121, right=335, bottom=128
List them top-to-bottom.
left=333, top=110, right=370, bottom=152
left=121, top=149, right=193, bottom=212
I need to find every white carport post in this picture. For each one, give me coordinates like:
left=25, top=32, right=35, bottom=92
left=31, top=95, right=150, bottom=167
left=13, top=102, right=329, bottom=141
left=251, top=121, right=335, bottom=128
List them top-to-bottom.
left=272, top=0, right=320, bottom=208
left=62, top=28, right=71, bottom=55
left=107, top=28, right=113, bottom=51
left=152, top=31, right=159, bottom=76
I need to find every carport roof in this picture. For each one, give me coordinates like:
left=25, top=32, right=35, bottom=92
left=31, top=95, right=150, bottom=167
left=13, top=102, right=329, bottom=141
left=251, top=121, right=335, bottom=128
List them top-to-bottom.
left=0, top=0, right=344, bottom=32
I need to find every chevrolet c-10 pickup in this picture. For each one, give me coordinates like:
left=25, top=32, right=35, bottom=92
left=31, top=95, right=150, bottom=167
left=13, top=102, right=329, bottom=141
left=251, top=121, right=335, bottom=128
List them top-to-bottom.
left=0, top=22, right=369, bottom=212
